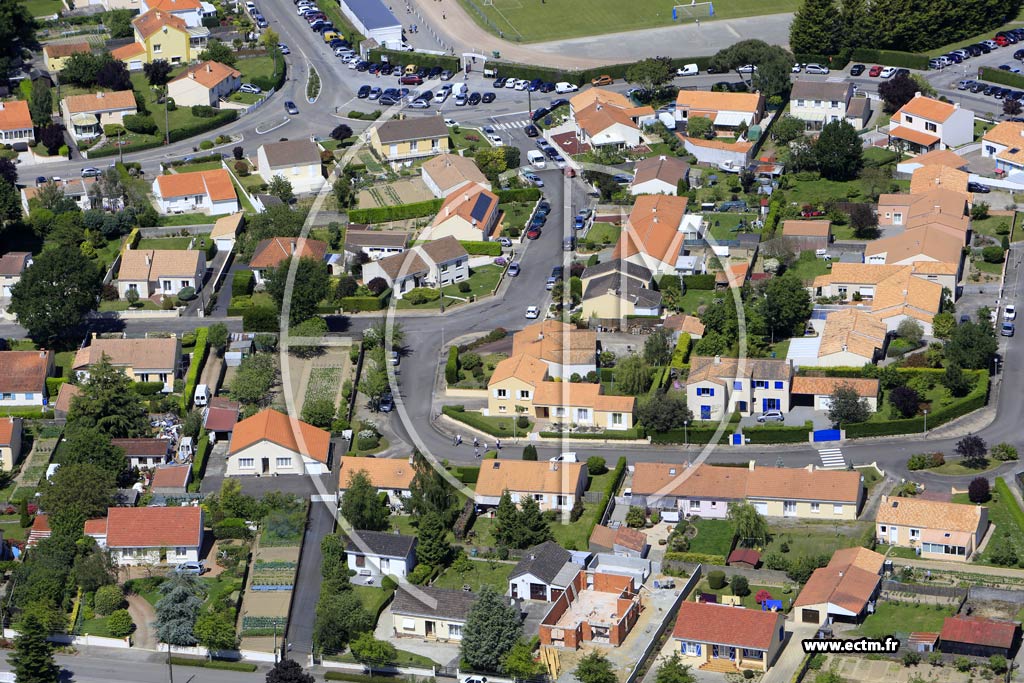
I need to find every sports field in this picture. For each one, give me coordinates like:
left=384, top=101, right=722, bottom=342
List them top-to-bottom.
left=456, top=0, right=800, bottom=43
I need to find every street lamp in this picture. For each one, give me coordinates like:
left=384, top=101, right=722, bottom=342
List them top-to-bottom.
left=923, top=408, right=929, bottom=434
left=684, top=419, right=691, bottom=446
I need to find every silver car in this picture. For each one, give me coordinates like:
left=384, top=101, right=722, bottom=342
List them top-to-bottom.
left=756, top=410, right=785, bottom=423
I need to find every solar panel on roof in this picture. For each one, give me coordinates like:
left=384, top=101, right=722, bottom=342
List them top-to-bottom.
left=469, top=194, right=492, bottom=222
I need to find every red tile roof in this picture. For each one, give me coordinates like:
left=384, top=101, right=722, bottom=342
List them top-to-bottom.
left=249, top=237, right=328, bottom=269
left=0, top=351, right=52, bottom=394
left=204, top=404, right=239, bottom=432
left=230, top=409, right=331, bottom=463
left=0, top=417, right=18, bottom=446
left=111, top=438, right=170, bottom=456
left=150, top=465, right=191, bottom=489
left=103, top=506, right=203, bottom=548
left=614, top=526, right=647, bottom=552
left=728, top=548, right=761, bottom=566
left=673, top=601, right=782, bottom=650
left=941, top=617, right=1016, bottom=649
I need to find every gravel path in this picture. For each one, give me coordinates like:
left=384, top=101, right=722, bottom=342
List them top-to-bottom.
left=127, top=594, right=158, bottom=650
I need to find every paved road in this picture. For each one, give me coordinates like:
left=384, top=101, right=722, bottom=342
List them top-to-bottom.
left=287, top=501, right=337, bottom=656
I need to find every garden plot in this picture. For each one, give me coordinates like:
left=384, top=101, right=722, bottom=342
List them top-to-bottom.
left=356, top=178, right=433, bottom=208
left=303, top=366, right=341, bottom=406
left=238, top=542, right=301, bottom=650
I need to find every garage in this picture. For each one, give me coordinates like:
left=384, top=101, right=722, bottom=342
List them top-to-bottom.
left=801, top=608, right=820, bottom=623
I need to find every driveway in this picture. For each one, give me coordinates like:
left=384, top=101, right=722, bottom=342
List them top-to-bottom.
left=739, top=406, right=831, bottom=431
left=286, top=501, right=336, bottom=655
left=126, top=594, right=157, bottom=650
left=374, top=608, right=461, bottom=666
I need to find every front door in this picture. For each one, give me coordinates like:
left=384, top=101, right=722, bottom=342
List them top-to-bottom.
left=763, top=398, right=780, bottom=412
left=736, top=401, right=747, bottom=413
left=700, top=405, right=711, bottom=420
left=262, top=458, right=270, bottom=474
left=889, top=526, right=898, bottom=543
left=425, top=621, right=434, bottom=637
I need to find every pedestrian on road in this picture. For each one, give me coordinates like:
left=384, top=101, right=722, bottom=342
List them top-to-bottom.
left=442, top=12, right=446, bottom=19
left=457, top=434, right=463, bottom=445
left=452, top=435, right=458, bottom=446
left=473, top=436, right=479, bottom=447
left=496, top=439, right=501, bottom=450
left=483, top=442, right=488, bottom=451
left=474, top=447, right=480, bottom=457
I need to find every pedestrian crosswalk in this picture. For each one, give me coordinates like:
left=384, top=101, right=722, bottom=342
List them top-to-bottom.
left=489, top=119, right=530, bottom=130
left=818, top=448, right=847, bottom=470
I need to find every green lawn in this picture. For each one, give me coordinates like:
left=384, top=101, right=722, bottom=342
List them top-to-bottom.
left=24, top=0, right=63, bottom=16
left=455, top=0, right=800, bottom=42
left=236, top=56, right=278, bottom=85
left=228, top=91, right=263, bottom=105
left=448, top=127, right=493, bottom=152
left=862, top=147, right=899, bottom=166
left=172, top=161, right=224, bottom=173
left=785, top=177, right=867, bottom=205
left=499, top=202, right=534, bottom=231
left=707, top=213, right=758, bottom=242
left=972, top=214, right=1016, bottom=239
left=586, top=222, right=620, bottom=246
left=136, top=237, right=193, bottom=250
left=784, top=250, right=831, bottom=284
left=973, top=257, right=1004, bottom=275
left=396, top=265, right=504, bottom=309
left=675, top=288, right=721, bottom=316
left=229, top=291, right=275, bottom=312
left=99, top=300, right=161, bottom=312
left=767, top=338, right=790, bottom=358
left=865, top=383, right=948, bottom=423
left=442, top=406, right=532, bottom=438
left=928, top=458, right=1001, bottom=476
left=856, top=466, right=882, bottom=494
left=953, top=479, right=1024, bottom=565
left=0, top=517, right=29, bottom=543
left=686, top=519, right=735, bottom=556
left=763, top=521, right=872, bottom=560
left=433, top=559, right=514, bottom=592
left=696, top=580, right=797, bottom=611
left=351, top=585, right=394, bottom=622
left=853, top=601, right=956, bottom=638
left=80, top=616, right=116, bottom=637
left=329, top=649, right=436, bottom=668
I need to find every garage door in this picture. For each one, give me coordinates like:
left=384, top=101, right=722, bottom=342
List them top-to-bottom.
left=818, top=396, right=832, bottom=410
left=753, top=502, right=768, bottom=515
left=801, top=609, right=820, bottom=623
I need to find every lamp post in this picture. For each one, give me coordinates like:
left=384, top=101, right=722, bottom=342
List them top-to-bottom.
left=923, top=409, right=929, bottom=434
left=684, top=419, right=691, bottom=446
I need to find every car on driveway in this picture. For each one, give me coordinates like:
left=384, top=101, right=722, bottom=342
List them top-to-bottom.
left=850, top=64, right=866, bottom=76
left=240, top=83, right=262, bottom=94
left=284, top=100, right=299, bottom=114
left=523, top=172, right=544, bottom=187
left=968, top=181, right=991, bottom=193
left=525, top=305, right=540, bottom=319
left=378, top=392, right=394, bottom=413
left=756, top=410, right=785, bottom=423
left=174, top=561, right=205, bottom=575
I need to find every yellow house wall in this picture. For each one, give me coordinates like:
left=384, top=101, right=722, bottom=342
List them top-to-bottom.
left=141, top=25, right=190, bottom=64
left=430, top=216, right=484, bottom=242
left=581, top=292, right=636, bottom=320
left=487, top=377, right=535, bottom=416
left=757, top=499, right=858, bottom=520
left=392, top=613, right=463, bottom=641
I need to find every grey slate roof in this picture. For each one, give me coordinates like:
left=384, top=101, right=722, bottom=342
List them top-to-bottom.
left=343, top=0, right=401, bottom=30
left=790, top=79, right=853, bottom=103
left=375, top=116, right=447, bottom=144
left=261, top=139, right=322, bottom=168
left=344, top=229, right=411, bottom=251
left=581, top=258, right=652, bottom=284
left=583, top=273, right=663, bottom=309
left=345, top=530, right=417, bottom=558
left=510, top=540, right=572, bottom=583
left=391, top=585, right=477, bottom=622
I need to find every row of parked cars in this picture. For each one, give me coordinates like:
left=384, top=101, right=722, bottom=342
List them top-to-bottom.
left=928, top=29, right=1024, bottom=69
left=956, top=78, right=1024, bottom=104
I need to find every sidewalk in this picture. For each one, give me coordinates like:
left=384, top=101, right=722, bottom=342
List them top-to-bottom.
left=761, top=624, right=818, bottom=683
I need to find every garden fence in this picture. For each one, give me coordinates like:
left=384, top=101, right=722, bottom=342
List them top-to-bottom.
left=625, top=566, right=701, bottom=683
left=881, top=580, right=968, bottom=600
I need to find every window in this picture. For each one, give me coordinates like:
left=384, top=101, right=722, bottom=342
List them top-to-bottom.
left=153, top=43, right=162, bottom=52
left=814, top=100, right=821, bottom=107
left=905, top=115, right=913, bottom=123
left=925, top=122, right=937, bottom=132
left=390, top=144, right=398, bottom=157
left=893, top=212, right=903, bottom=224
left=162, top=280, right=172, bottom=291
left=181, top=280, right=189, bottom=288
left=128, top=283, right=138, bottom=291
left=837, top=286, right=848, bottom=298
left=754, top=380, right=768, bottom=389
left=733, top=381, right=742, bottom=389
left=774, top=381, right=784, bottom=389
left=697, top=387, right=714, bottom=397
left=496, top=388, right=508, bottom=398
left=518, top=390, right=530, bottom=400
left=0, top=393, right=11, bottom=400
left=24, top=393, right=34, bottom=400
left=498, top=405, right=507, bottom=413
left=554, top=407, right=566, bottom=417
left=576, top=408, right=589, bottom=421
left=611, top=413, right=623, bottom=425
left=276, top=457, right=292, bottom=468
left=239, top=458, right=254, bottom=468
left=534, top=494, right=544, bottom=502
left=556, top=495, right=567, bottom=506
left=689, top=500, right=701, bottom=510
left=710, top=501, right=717, bottom=508
left=783, top=502, right=796, bottom=515
left=810, top=503, right=820, bottom=513
left=833, top=504, right=844, bottom=515
left=879, top=525, right=887, bottom=533
left=910, top=528, right=921, bottom=540
left=922, top=542, right=965, bottom=556
left=175, top=547, right=187, bottom=557
left=402, top=618, right=416, bottom=631
left=448, top=623, right=462, bottom=638
left=683, top=642, right=702, bottom=656
left=742, top=649, right=763, bottom=659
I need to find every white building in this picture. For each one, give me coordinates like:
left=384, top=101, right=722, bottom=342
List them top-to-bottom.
left=140, top=0, right=211, bottom=28
left=340, top=0, right=403, bottom=48
left=166, top=60, right=240, bottom=108
left=789, top=79, right=854, bottom=132
left=889, top=93, right=974, bottom=153
left=256, top=139, right=326, bottom=195
left=152, top=169, right=239, bottom=215
left=0, top=351, right=53, bottom=408
left=226, top=409, right=332, bottom=477
left=86, top=506, right=203, bottom=566
left=345, top=531, right=416, bottom=580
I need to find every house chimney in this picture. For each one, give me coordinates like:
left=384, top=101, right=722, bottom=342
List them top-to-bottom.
left=206, top=63, right=212, bottom=73
left=189, top=71, right=196, bottom=80
left=97, top=92, right=104, bottom=99
left=290, top=239, right=297, bottom=253
left=145, top=253, right=151, bottom=266
left=842, top=344, right=848, bottom=352
left=714, top=355, right=721, bottom=365
left=408, top=454, right=414, bottom=465
left=551, top=462, right=558, bottom=471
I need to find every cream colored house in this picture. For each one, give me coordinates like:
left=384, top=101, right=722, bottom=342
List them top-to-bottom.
left=110, top=9, right=206, bottom=70
left=43, top=41, right=91, bottom=73
left=166, top=60, right=241, bottom=107
left=789, top=79, right=854, bottom=132
left=569, top=89, right=654, bottom=149
left=675, top=90, right=765, bottom=134
left=61, top=91, right=138, bottom=141
left=369, top=115, right=448, bottom=164
left=982, top=120, right=1024, bottom=173
left=256, top=139, right=325, bottom=195
left=421, top=154, right=490, bottom=198
left=426, top=185, right=500, bottom=242
left=116, top=248, right=206, bottom=299
left=580, top=259, right=661, bottom=321
left=809, top=263, right=943, bottom=335
left=787, top=309, right=887, bottom=368
left=509, top=320, right=597, bottom=379
left=73, top=335, right=181, bottom=391
left=0, top=350, right=52, bottom=407
left=487, top=354, right=548, bottom=417
left=686, top=356, right=792, bottom=420
left=226, top=409, right=332, bottom=477
left=0, top=418, right=23, bottom=471
left=475, top=459, right=588, bottom=511
left=876, top=496, right=988, bottom=561
left=86, top=506, right=203, bottom=566
left=391, top=586, right=476, bottom=642
left=673, top=601, right=785, bottom=673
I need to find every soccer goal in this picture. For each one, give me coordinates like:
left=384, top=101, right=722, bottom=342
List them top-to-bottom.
left=672, top=1, right=714, bottom=21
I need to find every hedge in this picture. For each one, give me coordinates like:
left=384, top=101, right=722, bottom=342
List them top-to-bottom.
left=368, top=48, right=461, bottom=71
left=849, top=48, right=929, bottom=70
left=249, top=51, right=287, bottom=92
left=470, top=55, right=717, bottom=88
left=979, top=67, right=1024, bottom=90
left=168, top=110, right=238, bottom=144
left=89, top=136, right=164, bottom=158
left=496, top=188, right=541, bottom=203
left=348, top=198, right=442, bottom=224
left=459, top=240, right=502, bottom=256
left=232, top=270, right=254, bottom=297
left=683, top=274, right=715, bottom=290
left=339, top=288, right=391, bottom=312
left=242, top=307, right=280, bottom=332
left=180, top=327, right=209, bottom=413
left=670, top=333, right=691, bottom=368
left=445, top=346, right=459, bottom=384
left=45, top=377, right=67, bottom=398
left=133, top=381, right=165, bottom=396
left=441, top=405, right=531, bottom=437
left=743, top=422, right=812, bottom=444
left=650, top=427, right=732, bottom=445
left=189, top=428, right=211, bottom=492
left=538, top=428, right=643, bottom=440
left=588, top=456, right=628, bottom=538
left=452, top=465, right=479, bottom=484
left=212, top=517, right=250, bottom=539
left=664, top=551, right=727, bottom=565
left=169, top=657, right=257, bottom=672
left=325, top=673, right=404, bottom=683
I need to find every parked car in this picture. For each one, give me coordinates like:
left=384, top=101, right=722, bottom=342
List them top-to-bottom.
left=277, top=43, right=290, bottom=54
left=804, top=63, right=829, bottom=74
left=736, top=64, right=757, bottom=73
left=849, top=64, right=865, bottom=76
left=868, top=64, right=883, bottom=77
left=428, top=66, right=443, bottom=79
left=879, top=66, right=896, bottom=78
left=440, top=69, right=454, bottom=80
left=399, top=74, right=423, bottom=85
left=591, top=74, right=613, bottom=86
left=528, top=78, right=543, bottom=91
left=957, top=79, right=975, bottom=90
left=540, top=82, right=556, bottom=92
left=555, top=82, right=578, bottom=93
left=239, top=83, right=262, bottom=94
left=357, top=85, right=371, bottom=98
left=467, top=92, right=482, bottom=105
left=481, top=92, right=496, bottom=103
left=454, top=94, right=467, bottom=106
left=379, top=95, right=399, bottom=106
left=408, top=99, right=430, bottom=109
left=531, top=106, right=550, bottom=122
left=524, top=124, right=539, bottom=137
left=81, top=167, right=101, bottom=178
left=523, top=172, right=544, bottom=187
left=968, top=181, right=991, bottom=193
left=801, top=205, right=824, bottom=217
left=526, top=226, right=542, bottom=239
left=507, top=262, right=521, bottom=277
left=1005, top=304, right=1017, bottom=321
left=525, top=305, right=540, bottom=319
left=1002, top=322, right=1015, bottom=337
left=378, top=393, right=394, bottom=413
left=756, top=410, right=785, bottom=423
left=174, top=561, right=205, bottom=575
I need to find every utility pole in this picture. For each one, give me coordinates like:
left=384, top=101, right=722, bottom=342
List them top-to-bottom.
left=165, top=100, right=170, bottom=145
left=167, top=646, right=174, bottom=683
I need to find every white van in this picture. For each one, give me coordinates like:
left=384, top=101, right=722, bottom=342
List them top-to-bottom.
left=676, top=63, right=699, bottom=76
left=451, top=82, right=468, bottom=97
left=554, top=82, right=578, bottom=94
left=527, top=150, right=547, bottom=169
left=193, top=383, right=210, bottom=407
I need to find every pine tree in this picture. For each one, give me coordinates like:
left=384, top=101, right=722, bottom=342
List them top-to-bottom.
left=789, top=0, right=840, bottom=55
left=65, top=354, right=149, bottom=438
left=405, top=450, right=455, bottom=523
left=493, top=490, right=520, bottom=548
left=517, top=496, right=553, bottom=548
left=415, top=511, right=451, bottom=568
left=154, top=573, right=204, bottom=646
left=460, top=586, right=522, bottom=672
left=10, top=612, right=58, bottom=683
left=267, top=658, right=315, bottom=683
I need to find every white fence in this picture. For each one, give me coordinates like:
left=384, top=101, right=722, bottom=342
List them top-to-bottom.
left=3, top=628, right=130, bottom=649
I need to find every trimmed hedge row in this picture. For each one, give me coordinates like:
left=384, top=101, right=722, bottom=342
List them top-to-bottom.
left=368, top=48, right=460, bottom=71
left=849, top=48, right=930, bottom=70
left=979, top=67, right=1024, bottom=90
left=168, top=110, right=238, bottom=144
left=89, top=137, right=164, bottom=158
left=496, top=188, right=541, bottom=203
left=348, top=198, right=442, bottom=224
left=459, top=240, right=502, bottom=256
left=232, top=270, right=254, bottom=297
left=683, top=274, right=715, bottom=290
left=339, top=288, right=391, bottom=312
left=242, top=306, right=279, bottom=332
left=181, top=327, right=209, bottom=413
left=670, top=333, right=691, bottom=368
left=445, top=346, right=459, bottom=384
left=45, top=377, right=67, bottom=398
left=441, top=404, right=530, bottom=437
left=743, top=422, right=813, bottom=444
left=189, top=427, right=211, bottom=492
left=650, top=427, right=732, bottom=445
left=538, top=428, right=643, bottom=440
left=664, top=551, right=727, bottom=565
left=169, top=657, right=257, bottom=672
left=325, top=673, right=403, bottom=683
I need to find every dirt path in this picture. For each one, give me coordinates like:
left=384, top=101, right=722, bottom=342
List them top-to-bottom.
left=127, top=594, right=158, bottom=650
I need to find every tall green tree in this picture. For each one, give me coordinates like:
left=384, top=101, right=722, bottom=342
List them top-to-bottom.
left=789, top=0, right=840, bottom=55
left=0, top=1, right=36, bottom=81
left=198, top=40, right=236, bottom=66
left=624, top=57, right=674, bottom=93
left=143, top=59, right=172, bottom=86
left=878, top=73, right=918, bottom=114
left=28, top=83, right=52, bottom=129
left=815, top=120, right=862, bottom=181
left=267, top=176, right=295, bottom=204
left=9, top=245, right=101, bottom=348
left=265, top=256, right=330, bottom=326
left=759, top=272, right=813, bottom=341
left=945, top=321, right=998, bottom=370
left=643, top=329, right=672, bottom=366
left=66, top=355, right=148, bottom=437
left=614, top=355, right=652, bottom=395
left=942, top=363, right=972, bottom=398
left=826, top=384, right=872, bottom=426
left=637, top=393, right=692, bottom=433
left=60, top=426, right=127, bottom=476
left=405, top=450, right=456, bottom=522
left=38, top=462, right=116, bottom=539
left=340, top=470, right=390, bottom=531
left=493, top=491, right=521, bottom=548
left=517, top=496, right=553, bottom=547
left=728, top=501, right=769, bottom=547
left=415, top=510, right=452, bottom=568
left=154, top=572, right=205, bottom=646
left=461, top=586, right=522, bottom=672
left=313, top=590, right=371, bottom=653
left=9, top=611, right=58, bottom=683
left=195, top=611, right=239, bottom=653
left=350, top=632, right=398, bottom=675
left=504, top=640, right=545, bottom=680
left=575, top=651, right=617, bottom=683
left=267, top=658, right=315, bottom=683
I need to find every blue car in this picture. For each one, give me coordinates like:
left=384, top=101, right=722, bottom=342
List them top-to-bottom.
left=523, top=173, right=544, bottom=187
left=573, top=216, right=585, bottom=230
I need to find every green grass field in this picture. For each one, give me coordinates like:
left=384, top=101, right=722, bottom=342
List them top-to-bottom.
left=24, top=0, right=62, bottom=16
left=456, top=0, right=801, bottom=43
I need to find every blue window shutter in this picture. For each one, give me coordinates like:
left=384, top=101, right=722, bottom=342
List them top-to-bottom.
left=734, top=381, right=742, bottom=389
left=774, top=381, right=783, bottom=389
left=709, top=388, right=715, bottom=396
left=696, top=644, right=702, bottom=656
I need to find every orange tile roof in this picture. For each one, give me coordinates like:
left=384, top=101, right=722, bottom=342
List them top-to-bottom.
left=146, top=0, right=202, bottom=11
left=132, top=9, right=188, bottom=39
left=44, top=41, right=91, bottom=59
left=111, top=42, right=146, bottom=61
left=169, top=61, right=241, bottom=89
left=569, top=88, right=631, bottom=112
left=63, top=90, right=138, bottom=115
left=675, top=90, right=764, bottom=115
left=896, top=94, right=958, bottom=123
left=0, top=100, right=31, bottom=133
left=575, top=101, right=639, bottom=137
left=983, top=120, right=1024, bottom=148
left=889, top=125, right=940, bottom=147
left=678, top=134, right=754, bottom=153
left=904, top=148, right=968, bottom=169
left=909, top=165, right=970, bottom=195
left=155, top=169, right=236, bottom=202
left=431, top=184, right=499, bottom=232
left=614, top=195, right=688, bottom=264
left=782, top=220, right=831, bottom=237
left=865, top=225, right=963, bottom=265
left=250, top=237, right=328, bottom=269
left=911, top=260, right=958, bottom=275
left=818, top=262, right=904, bottom=285
left=869, top=267, right=942, bottom=321
left=816, top=309, right=887, bottom=359
left=511, top=320, right=597, bottom=366
left=0, top=351, right=52, bottom=394
left=489, top=353, right=548, bottom=386
left=687, top=355, right=791, bottom=385
left=791, top=376, right=879, bottom=398
left=531, top=381, right=636, bottom=413
left=54, top=382, right=82, bottom=415
left=230, top=409, right=331, bottom=463
left=0, top=417, right=17, bottom=446
left=338, top=455, right=416, bottom=490
left=475, top=459, right=586, bottom=497
left=632, top=462, right=748, bottom=500
left=631, top=463, right=861, bottom=503
left=150, top=464, right=191, bottom=489
left=744, top=467, right=862, bottom=503
left=876, top=496, right=984, bottom=533
left=103, top=506, right=202, bottom=548
left=83, top=517, right=108, bottom=536
left=589, top=524, right=617, bottom=550
left=614, top=526, right=647, bottom=552
left=794, top=547, right=884, bottom=613
left=673, top=602, right=782, bottom=650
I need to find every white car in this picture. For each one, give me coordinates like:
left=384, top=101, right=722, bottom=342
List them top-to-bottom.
left=297, top=5, right=318, bottom=14
left=983, top=39, right=1000, bottom=49
left=676, top=63, right=698, bottom=77
left=791, top=63, right=803, bottom=72
left=804, top=63, right=830, bottom=74
left=736, top=64, right=757, bottom=73
left=879, top=66, right=896, bottom=78
left=504, top=78, right=517, bottom=89
left=514, top=79, right=529, bottom=90
left=554, top=82, right=578, bottom=93
left=434, top=90, right=449, bottom=102
left=444, top=118, right=457, bottom=126
left=486, top=134, right=504, bottom=146
left=1006, top=304, right=1017, bottom=321
left=525, top=305, right=540, bottom=319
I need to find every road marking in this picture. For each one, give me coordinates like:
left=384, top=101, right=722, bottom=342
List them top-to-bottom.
left=818, top=448, right=847, bottom=470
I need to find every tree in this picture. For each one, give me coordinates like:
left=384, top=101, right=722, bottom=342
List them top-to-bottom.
left=789, top=0, right=840, bottom=55
left=0, top=1, right=36, bottom=81
left=710, top=39, right=794, bottom=99
left=198, top=40, right=236, bottom=67
left=625, top=57, right=674, bottom=93
left=96, top=59, right=131, bottom=90
left=143, top=59, right=172, bottom=86
left=879, top=73, right=917, bottom=113
left=29, top=83, right=52, bottom=129
left=1005, top=98, right=1023, bottom=117
left=772, top=115, right=806, bottom=144
left=684, top=116, right=714, bottom=139
left=815, top=120, right=862, bottom=181
left=37, top=123, right=66, bottom=156
left=330, top=124, right=353, bottom=141
left=474, top=147, right=507, bottom=182
left=267, top=176, right=295, bottom=204
left=333, top=176, right=353, bottom=209
left=0, top=179, right=20, bottom=225
left=849, top=203, right=878, bottom=239
left=9, top=245, right=101, bottom=347
left=265, top=256, right=330, bottom=326
left=761, top=272, right=813, bottom=340
left=335, top=275, right=358, bottom=300
left=932, top=311, right=956, bottom=340
left=289, top=316, right=328, bottom=359
left=896, top=318, right=924, bottom=345
left=945, top=321, right=998, bottom=370
left=207, top=322, right=229, bottom=353
left=643, top=329, right=672, bottom=366
left=230, top=353, right=277, bottom=406
left=66, top=355, right=148, bottom=437
left=614, top=355, right=652, bottom=395
left=358, top=364, right=389, bottom=406
left=827, top=383, right=872, bottom=425
left=889, top=385, right=920, bottom=419
left=637, top=393, right=692, bottom=433
left=301, top=398, right=335, bottom=429
left=60, top=426, right=126, bottom=475
left=955, top=435, right=988, bottom=468
left=991, top=442, right=1018, bottom=461
left=522, top=444, right=538, bottom=460
left=405, top=450, right=455, bottom=522
left=587, top=457, right=607, bottom=475
left=38, top=463, right=116, bottom=538
left=340, top=470, right=389, bottom=531
left=968, top=476, right=991, bottom=503
left=493, top=490, right=521, bottom=549
left=517, top=496, right=553, bottom=546
left=728, top=501, right=769, bottom=547
left=625, top=506, right=647, bottom=528
left=416, top=510, right=451, bottom=568
left=72, top=543, right=116, bottom=593
left=154, top=573, right=205, bottom=646
left=731, top=575, right=750, bottom=597
left=461, top=586, right=522, bottom=672
left=313, top=588, right=374, bottom=653
left=107, top=609, right=134, bottom=638
left=195, top=611, right=239, bottom=653
left=9, top=612, right=58, bottom=683
left=350, top=632, right=397, bottom=675
left=504, top=640, right=544, bottom=680
left=575, top=651, right=617, bottom=683
left=654, top=653, right=696, bottom=683
left=267, top=658, right=315, bottom=683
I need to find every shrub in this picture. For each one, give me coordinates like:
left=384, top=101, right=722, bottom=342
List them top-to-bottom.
left=165, top=98, right=176, bottom=111
left=191, top=104, right=217, bottom=118
left=122, top=114, right=157, bottom=134
left=199, top=140, right=214, bottom=150
left=232, top=146, right=244, bottom=160
left=982, top=246, right=1005, bottom=263
left=457, top=280, right=471, bottom=293
left=177, top=286, right=196, bottom=301
left=445, top=346, right=459, bottom=384
left=992, top=442, right=1018, bottom=461
left=907, top=452, right=944, bottom=470
left=586, top=456, right=607, bottom=475
left=968, top=477, right=991, bottom=503
left=570, top=500, right=584, bottom=522
left=625, top=506, right=646, bottom=528
left=213, top=517, right=250, bottom=539
left=407, top=563, right=433, bottom=585
left=707, top=570, right=726, bottom=589
left=381, top=575, right=398, bottom=591
left=731, top=575, right=750, bottom=596
left=94, top=585, right=126, bottom=615
left=107, top=609, right=134, bottom=638
left=903, top=652, right=921, bottom=667
left=989, top=655, right=1007, bottom=674
left=953, top=657, right=971, bottom=672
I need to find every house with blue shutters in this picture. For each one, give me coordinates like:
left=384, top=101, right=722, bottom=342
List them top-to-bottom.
left=685, top=355, right=792, bottom=421
left=672, top=601, right=786, bottom=673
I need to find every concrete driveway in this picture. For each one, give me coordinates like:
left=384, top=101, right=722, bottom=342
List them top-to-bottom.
left=739, top=406, right=831, bottom=431
left=373, top=608, right=461, bottom=666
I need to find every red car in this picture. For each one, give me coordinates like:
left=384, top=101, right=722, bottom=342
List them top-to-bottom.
left=996, top=35, right=1010, bottom=47
left=868, top=65, right=883, bottom=77
left=399, top=74, right=423, bottom=85
left=800, top=205, right=824, bottom=217
left=526, top=227, right=542, bottom=239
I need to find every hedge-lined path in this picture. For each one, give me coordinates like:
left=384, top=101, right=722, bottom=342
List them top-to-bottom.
left=127, top=595, right=157, bottom=651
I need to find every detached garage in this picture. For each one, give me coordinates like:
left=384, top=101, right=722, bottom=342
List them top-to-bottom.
left=791, top=376, right=880, bottom=413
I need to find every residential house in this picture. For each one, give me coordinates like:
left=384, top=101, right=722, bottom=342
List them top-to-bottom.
left=140, top=0, right=210, bottom=27
left=111, top=9, right=206, bottom=70
left=43, top=41, right=91, bottom=73
left=166, top=60, right=241, bottom=108
left=789, top=79, right=854, bottom=131
left=569, top=89, right=654, bottom=149
left=61, top=90, right=138, bottom=141
left=675, top=90, right=765, bottom=134
left=889, top=93, right=974, bottom=153
left=846, top=97, right=872, bottom=129
left=0, top=100, right=33, bottom=145
left=369, top=115, right=448, bottom=164
left=981, top=120, right=1024, bottom=173
left=678, top=134, right=754, bottom=170
left=256, top=139, right=326, bottom=195
left=896, top=148, right=969, bottom=175
left=421, top=154, right=490, bottom=198
left=630, top=155, right=690, bottom=196
left=908, top=165, right=972, bottom=196
left=152, top=169, right=239, bottom=215
left=21, top=178, right=99, bottom=215
left=425, top=184, right=500, bottom=242
left=877, top=187, right=970, bottom=232
left=613, top=195, right=698, bottom=275
left=210, top=212, right=244, bottom=252
left=781, top=220, right=831, bottom=251
left=865, top=223, right=964, bottom=269
left=343, top=230, right=410, bottom=262
left=420, top=236, right=470, bottom=286
left=249, top=237, right=328, bottom=284
left=360, top=237, right=469, bottom=298
left=116, top=249, right=206, bottom=299
left=359, top=249, right=430, bottom=299
left=0, top=252, right=31, bottom=298
left=580, top=259, right=662, bottom=321
left=809, top=263, right=944, bottom=334
left=786, top=309, right=888, bottom=368
left=663, top=313, right=705, bottom=341
left=510, top=320, right=597, bottom=379
left=73, top=335, right=181, bottom=391
left=0, top=350, right=53, bottom=407
left=486, top=353, right=549, bottom=417
left=686, top=355, right=792, bottom=420
left=530, top=381, right=637, bottom=431
left=53, top=383, right=82, bottom=420
left=203, top=397, right=240, bottom=441
left=226, top=409, right=332, bottom=476
left=0, top=418, right=22, bottom=471
left=112, top=438, right=170, bottom=469
left=338, top=455, right=416, bottom=507
left=475, top=459, right=588, bottom=512
left=629, top=462, right=863, bottom=520
left=149, top=464, right=191, bottom=495
left=876, top=495, right=988, bottom=561
left=86, top=506, right=203, bottom=566
left=589, top=525, right=648, bottom=558
left=345, top=530, right=417, bottom=580
left=508, top=540, right=580, bottom=601
left=793, top=547, right=885, bottom=624
left=539, top=571, right=642, bottom=648
left=391, top=586, right=476, bottom=642
left=672, top=601, right=785, bottom=673
left=939, top=617, right=1018, bottom=658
